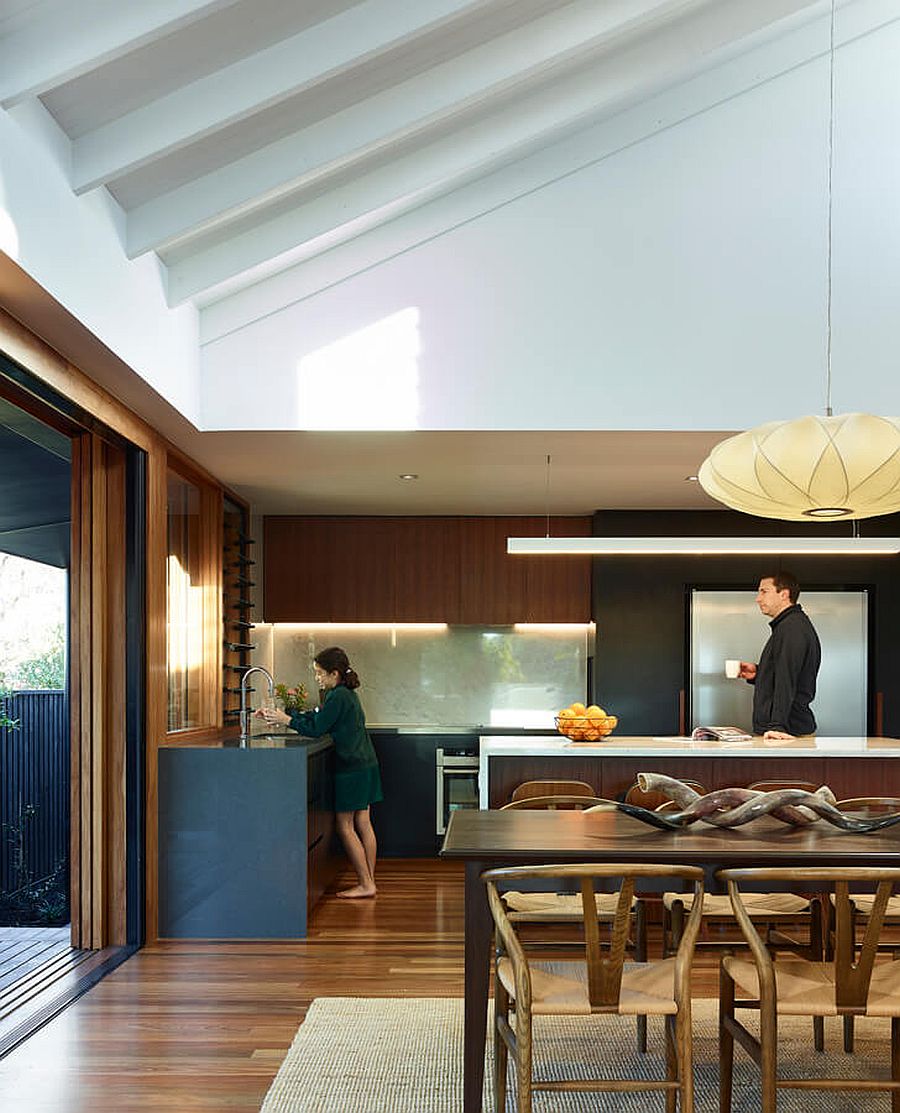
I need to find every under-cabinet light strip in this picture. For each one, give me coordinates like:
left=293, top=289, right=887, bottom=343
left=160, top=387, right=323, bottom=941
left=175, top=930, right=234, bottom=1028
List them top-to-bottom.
left=507, top=536, right=900, bottom=556
left=269, top=622, right=449, bottom=631
left=512, top=623, right=594, bottom=632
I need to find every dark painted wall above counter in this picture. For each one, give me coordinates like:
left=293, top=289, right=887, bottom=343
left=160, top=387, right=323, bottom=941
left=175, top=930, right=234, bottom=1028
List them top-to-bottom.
left=591, top=510, right=900, bottom=739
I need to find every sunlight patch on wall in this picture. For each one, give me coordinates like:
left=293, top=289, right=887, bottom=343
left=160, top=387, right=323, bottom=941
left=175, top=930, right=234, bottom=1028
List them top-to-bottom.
left=296, top=307, right=421, bottom=429
left=166, top=554, right=204, bottom=674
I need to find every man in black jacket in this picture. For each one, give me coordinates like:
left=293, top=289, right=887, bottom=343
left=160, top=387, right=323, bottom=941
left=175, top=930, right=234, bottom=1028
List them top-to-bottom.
left=738, top=571, right=821, bottom=739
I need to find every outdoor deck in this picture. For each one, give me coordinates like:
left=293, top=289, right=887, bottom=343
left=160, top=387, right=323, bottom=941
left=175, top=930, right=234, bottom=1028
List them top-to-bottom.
left=0, top=924, right=102, bottom=1055
left=0, top=925, right=71, bottom=994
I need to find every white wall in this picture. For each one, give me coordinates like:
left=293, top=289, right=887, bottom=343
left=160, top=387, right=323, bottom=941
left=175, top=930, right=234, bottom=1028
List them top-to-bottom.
left=199, top=15, right=900, bottom=432
left=0, top=103, right=200, bottom=423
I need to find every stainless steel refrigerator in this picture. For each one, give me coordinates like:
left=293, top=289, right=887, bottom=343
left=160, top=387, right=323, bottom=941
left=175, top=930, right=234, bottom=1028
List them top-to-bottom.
left=690, top=589, right=868, bottom=736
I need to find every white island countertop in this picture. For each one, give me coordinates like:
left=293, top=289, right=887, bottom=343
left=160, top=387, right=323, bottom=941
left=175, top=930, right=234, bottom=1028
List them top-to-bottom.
left=478, top=735, right=900, bottom=807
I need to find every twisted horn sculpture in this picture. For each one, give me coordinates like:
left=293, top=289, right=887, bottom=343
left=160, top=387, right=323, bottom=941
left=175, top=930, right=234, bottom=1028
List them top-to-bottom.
left=637, top=773, right=836, bottom=827
left=614, top=774, right=900, bottom=833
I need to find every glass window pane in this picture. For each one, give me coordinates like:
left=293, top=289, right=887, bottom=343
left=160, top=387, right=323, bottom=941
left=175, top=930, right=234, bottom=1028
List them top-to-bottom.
left=167, top=472, right=203, bottom=731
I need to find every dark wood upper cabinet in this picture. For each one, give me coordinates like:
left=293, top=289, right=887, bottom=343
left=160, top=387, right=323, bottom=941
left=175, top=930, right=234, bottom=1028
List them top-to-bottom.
left=264, top=516, right=592, bottom=623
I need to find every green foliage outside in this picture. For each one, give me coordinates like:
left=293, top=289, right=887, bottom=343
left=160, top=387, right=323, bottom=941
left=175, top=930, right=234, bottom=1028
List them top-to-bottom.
left=0, top=623, right=66, bottom=692
left=0, top=690, right=17, bottom=730
left=0, top=797, right=69, bottom=926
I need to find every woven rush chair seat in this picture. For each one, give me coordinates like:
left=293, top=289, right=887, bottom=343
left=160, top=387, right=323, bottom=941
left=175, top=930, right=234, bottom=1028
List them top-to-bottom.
left=484, top=862, right=705, bottom=1113
left=718, top=865, right=900, bottom=1113
left=503, top=890, right=635, bottom=922
left=663, top=891, right=810, bottom=918
left=838, top=893, right=900, bottom=917
left=722, top=954, right=900, bottom=1016
left=497, top=955, right=683, bottom=1016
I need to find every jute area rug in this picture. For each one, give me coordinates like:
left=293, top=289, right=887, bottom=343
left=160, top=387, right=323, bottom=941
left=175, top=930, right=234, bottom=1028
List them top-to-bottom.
left=260, top=997, right=892, bottom=1112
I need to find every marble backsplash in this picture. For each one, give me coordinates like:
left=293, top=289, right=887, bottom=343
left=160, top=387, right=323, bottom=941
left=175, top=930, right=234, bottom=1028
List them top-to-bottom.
left=252, top=624, right=590, bottom=727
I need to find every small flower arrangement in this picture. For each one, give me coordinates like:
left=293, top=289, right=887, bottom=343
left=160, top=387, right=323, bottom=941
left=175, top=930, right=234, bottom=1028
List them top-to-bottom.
left=275, top=682, right=309, bottom=713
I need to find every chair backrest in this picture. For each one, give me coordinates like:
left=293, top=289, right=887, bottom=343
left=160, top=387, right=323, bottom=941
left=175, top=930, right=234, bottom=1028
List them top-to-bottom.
left=510, top=779, right=596, bottom=802
left=624, top=779, right=706, bottom=811
left=747, top=779, right=818, bottom=794
left=500, top=794, right=613, bottom=811
left=837, top=797, right=900, bottom=817
left=483, top=863, right=704, bottom=1011
left=719, top=866, right=900, bottom=1010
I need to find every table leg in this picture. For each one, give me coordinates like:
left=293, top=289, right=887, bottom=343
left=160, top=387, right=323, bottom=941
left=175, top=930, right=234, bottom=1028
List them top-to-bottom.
left=464, top=859, right=491, bottom=1113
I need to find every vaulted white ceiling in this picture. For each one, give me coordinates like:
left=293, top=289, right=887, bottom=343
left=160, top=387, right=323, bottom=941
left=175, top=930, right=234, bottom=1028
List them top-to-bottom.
left=1, top=0, right=836, bottom=317
left=3, top=0, right=897, bottom=516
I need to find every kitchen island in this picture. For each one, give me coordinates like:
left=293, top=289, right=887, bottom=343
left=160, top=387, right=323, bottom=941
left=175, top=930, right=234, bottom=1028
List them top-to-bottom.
left=158, top=734, right=340, bottom=938
left=479, top=735, right=900, bottom=808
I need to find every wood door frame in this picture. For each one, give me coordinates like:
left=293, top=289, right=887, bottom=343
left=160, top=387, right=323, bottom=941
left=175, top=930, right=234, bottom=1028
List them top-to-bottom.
left=1, top=349, right=147, bottom=950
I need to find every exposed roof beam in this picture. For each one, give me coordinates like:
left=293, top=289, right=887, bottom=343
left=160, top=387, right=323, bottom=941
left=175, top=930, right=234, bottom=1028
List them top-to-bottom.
left=0, top=0, right=239, bottom=108
left=70, top=0, right=501, bottom=194
left=126, top=0, right=706, bottom=257
left=165, top=0, right=826, bottom=305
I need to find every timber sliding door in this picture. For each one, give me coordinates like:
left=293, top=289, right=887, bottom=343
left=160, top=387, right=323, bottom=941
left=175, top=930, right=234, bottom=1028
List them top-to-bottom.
left=1, top=356, right=146, bottom=954
left=70, top=432, right=144, bottom=949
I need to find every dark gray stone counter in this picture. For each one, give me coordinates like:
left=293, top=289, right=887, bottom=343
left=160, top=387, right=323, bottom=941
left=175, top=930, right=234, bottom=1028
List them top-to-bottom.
left=158, top=736, right=339, bottom=938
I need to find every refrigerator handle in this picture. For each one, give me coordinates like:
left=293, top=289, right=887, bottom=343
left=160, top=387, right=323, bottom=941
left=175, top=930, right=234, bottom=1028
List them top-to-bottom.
left=678, top=688, right=686, bottom=736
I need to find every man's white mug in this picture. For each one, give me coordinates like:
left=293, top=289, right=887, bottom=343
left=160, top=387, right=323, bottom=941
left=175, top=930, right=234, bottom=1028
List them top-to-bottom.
left=725, top=659, right=741, bottom=679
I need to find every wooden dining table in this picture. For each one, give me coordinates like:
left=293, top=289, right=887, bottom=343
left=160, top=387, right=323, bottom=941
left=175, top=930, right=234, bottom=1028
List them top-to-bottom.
left=440, top=805, right=900, bottom=1113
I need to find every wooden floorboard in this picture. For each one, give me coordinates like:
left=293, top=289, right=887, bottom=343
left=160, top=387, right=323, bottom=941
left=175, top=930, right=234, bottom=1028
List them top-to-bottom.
left=0, top=860, right=821, bottom=1111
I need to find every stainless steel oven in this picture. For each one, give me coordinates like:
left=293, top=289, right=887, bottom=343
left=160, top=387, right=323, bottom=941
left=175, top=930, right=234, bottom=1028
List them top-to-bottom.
left=435, top=747, right=480, bottom=835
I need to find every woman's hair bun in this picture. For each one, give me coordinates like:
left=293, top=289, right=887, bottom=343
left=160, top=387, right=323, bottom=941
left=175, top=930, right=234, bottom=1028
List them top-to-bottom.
left=314, top=646, right=360, bottom=688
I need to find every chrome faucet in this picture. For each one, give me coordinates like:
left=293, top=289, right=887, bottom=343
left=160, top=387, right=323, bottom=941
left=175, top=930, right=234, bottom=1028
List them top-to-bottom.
left=239, top=666, right=275, bottom=746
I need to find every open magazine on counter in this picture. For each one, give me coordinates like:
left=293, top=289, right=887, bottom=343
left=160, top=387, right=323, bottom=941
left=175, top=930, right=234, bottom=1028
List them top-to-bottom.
left=691, top=725, right=753, bottom=742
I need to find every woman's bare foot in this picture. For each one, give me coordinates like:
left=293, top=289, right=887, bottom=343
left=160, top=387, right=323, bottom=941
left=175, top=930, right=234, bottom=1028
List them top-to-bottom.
left=336, top=884, right=377, bottom=899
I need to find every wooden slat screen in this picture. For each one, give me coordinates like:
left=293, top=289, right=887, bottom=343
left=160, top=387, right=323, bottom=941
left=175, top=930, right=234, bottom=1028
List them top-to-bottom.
left=69, top=432, right=128, bottom=949
left=0, top=690, right=69, bottom=897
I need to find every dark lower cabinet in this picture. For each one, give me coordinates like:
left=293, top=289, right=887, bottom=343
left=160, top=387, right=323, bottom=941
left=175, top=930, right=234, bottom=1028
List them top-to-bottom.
left=370, top=733, right=479, bottom=857
left=370, top=733, right=439, bottom=857
left=307, top=745, right=341, bottom=908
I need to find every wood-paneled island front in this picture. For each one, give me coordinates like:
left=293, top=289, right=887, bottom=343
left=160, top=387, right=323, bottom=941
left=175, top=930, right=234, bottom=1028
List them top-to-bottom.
left=479, top=736, right=900, bottom=808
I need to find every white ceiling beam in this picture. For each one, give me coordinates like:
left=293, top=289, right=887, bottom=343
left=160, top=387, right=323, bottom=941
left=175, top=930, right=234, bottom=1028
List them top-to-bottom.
left=0, top=0, right=239, bottom=108
left=70, top=0, right=499, bottom=195
left=126, top=0, right=708, bottom=257
left=164, top=0, right=827, bottom=305
left=196, top=0, right=900, bottom=331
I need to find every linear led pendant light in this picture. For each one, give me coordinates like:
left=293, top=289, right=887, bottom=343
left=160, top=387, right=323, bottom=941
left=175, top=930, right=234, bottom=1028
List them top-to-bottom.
left=698, top=0, right=900, bottom=522
left=506, top=448, right=900, bottom=555
left=507, top=536, right=900, bottom=555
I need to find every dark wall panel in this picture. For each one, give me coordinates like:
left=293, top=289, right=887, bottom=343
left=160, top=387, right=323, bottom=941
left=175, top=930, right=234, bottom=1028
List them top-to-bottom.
left=591, top=510, right=900, bottom=738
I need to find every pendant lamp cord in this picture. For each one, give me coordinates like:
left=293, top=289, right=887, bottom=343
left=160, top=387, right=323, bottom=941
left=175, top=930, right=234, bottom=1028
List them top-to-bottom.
left=824, top=0, right=835, bottom=418
left=545, top=453, right=551, bottom=538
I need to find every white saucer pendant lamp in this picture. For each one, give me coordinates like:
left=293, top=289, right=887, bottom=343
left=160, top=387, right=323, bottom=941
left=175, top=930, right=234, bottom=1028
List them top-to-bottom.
left=699, top=0, right=900, bottom=525
left=699, top=413, right=900, bottom=521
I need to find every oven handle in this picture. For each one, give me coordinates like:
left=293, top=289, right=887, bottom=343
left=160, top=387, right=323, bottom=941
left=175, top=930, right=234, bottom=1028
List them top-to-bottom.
left=436, top=748, right=446, bottom=836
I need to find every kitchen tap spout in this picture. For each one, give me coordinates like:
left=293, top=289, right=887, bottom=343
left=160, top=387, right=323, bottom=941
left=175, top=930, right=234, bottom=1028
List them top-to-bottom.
left=239, top=666, right=275, bottom=746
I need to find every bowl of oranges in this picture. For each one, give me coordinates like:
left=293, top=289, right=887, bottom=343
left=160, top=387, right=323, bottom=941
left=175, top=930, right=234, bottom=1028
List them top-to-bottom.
left=555, top=702, right=618, bottom=742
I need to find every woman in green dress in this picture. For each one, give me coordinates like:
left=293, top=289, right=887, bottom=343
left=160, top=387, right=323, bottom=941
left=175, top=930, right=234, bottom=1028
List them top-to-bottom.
left=261, top=647, right=382, bottom=898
